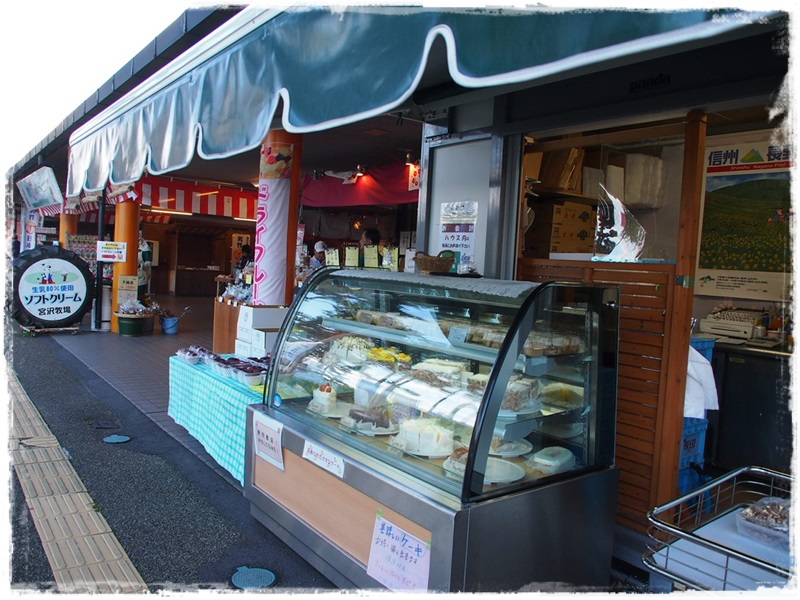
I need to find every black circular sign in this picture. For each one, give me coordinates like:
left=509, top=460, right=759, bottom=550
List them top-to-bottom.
left=13, top=245, right=95, bottom=329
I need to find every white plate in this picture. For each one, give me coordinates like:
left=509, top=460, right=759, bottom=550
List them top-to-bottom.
left=308, top=401, right=354, bottom=419
left=498, top=405, right=542, bottom=419
left=356, top=422, right=399, bottom=436
left=534, top=422, right=584, bottom=440
left=489, top=439, right=533, bottom=457
left=406, top=450, right=453, bottom=459
left=443, top=457, right=526, bottom=484
left=485, top=458, right=526, bottom=484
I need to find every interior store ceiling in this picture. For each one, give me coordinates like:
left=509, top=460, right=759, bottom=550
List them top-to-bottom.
left=173, top=113, right=425, bottom=190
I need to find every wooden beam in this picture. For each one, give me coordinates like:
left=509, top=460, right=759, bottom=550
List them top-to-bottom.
left=651, top=110, right=707, bottom=506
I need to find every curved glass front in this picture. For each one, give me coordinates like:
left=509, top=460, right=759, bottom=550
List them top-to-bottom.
left=267, top=268, right=617, bottom=503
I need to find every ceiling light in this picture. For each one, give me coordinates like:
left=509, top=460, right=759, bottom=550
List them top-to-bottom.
left=355, top=164, right=365, bottom=176
left=151, top=208, right=192, bottom=216
left=233, top=217, right=256, bottom=222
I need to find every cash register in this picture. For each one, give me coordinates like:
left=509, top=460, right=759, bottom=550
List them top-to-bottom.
left=699, top=308, right=782, bottom=347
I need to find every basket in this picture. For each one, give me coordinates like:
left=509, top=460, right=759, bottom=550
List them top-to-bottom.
left=414, top=250, right=455, bottom=274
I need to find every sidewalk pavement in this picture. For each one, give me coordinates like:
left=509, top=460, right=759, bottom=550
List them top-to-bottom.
left=7, top=297, right=335, bottom=592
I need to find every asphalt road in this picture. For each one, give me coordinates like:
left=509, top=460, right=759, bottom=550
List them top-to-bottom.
left=8, top=327, right=335, bottom=593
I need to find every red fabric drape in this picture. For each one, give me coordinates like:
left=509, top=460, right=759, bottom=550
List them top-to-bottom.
left=301, top=163, right=418, bottom=207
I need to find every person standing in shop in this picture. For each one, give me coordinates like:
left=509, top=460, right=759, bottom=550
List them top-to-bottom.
left=359, top=228, right=381, bottom=267
left=137, top=232, right=153, bottom=299
left=310, top=241, right=327, bottom=269
left=237, top=244, right=253, bottom=270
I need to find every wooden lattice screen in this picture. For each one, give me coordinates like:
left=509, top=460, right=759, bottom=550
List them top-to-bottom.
left=518, top=258, right=684, bottom=533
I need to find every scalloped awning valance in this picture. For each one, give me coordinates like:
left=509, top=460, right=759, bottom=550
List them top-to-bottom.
left=67, top=6, right=775, bottom=198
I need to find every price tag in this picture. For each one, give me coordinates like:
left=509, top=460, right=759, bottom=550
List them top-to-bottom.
left=447, top=326, right=468, bottom=344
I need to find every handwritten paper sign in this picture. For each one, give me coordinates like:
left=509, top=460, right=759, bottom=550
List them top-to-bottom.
left=344, top=245, right=359, bottom=267
left=363, top=245, right=379, bottom=268
left=325, top=248, right=340, bottom=266
left=253, top=411, right=284, bottom=471
left=302, top=440, right=345, bottom=478
left=367, top=513, right=431, bottom=591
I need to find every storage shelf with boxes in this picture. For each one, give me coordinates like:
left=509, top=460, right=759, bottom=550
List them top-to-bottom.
left=521, top=139, right=665, bottom=260
left=235, top=305, right=289, bottom=359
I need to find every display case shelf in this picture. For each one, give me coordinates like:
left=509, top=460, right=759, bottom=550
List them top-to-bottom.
left=322, top=316, right=500, bottom=364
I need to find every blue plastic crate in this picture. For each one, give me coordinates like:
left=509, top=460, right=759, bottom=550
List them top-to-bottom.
left=690, top=335, right=715, bottom=362
left=680, top=417, right=708, bottom=470
left=677, top=466, right=701, bottom=495
left=677, top=467, right=713, bottom=514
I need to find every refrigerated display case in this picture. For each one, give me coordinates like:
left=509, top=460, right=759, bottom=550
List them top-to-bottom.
left=244, top=268, right=620, bottom=591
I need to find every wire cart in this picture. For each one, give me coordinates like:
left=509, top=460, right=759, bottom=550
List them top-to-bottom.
left=643, top=466, right=794, bottom=591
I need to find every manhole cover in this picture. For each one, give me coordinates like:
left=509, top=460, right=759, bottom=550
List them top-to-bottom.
left=103, top=434, right=131, bottom=444
left=231, top=566, right=276, bottom=589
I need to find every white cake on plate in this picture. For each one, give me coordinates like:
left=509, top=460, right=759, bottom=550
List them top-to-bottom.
left=309, top=383, right=337, bottom=414
left=394, top=418, right=454, bottom=456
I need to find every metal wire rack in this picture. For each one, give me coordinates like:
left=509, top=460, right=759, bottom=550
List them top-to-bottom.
left=643, top=466, right=794, bottom=591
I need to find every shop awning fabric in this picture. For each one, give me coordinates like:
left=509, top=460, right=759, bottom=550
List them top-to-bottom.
left=67, top=5, right=776, bottom=197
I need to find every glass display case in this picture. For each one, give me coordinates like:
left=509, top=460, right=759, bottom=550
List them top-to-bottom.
left=245, top=268, right=620, bottom=591
left=267, top=268, right=617, bottom=502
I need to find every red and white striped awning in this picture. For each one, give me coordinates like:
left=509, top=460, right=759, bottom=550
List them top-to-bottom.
left=39, top=174, right=257, bottom=220
left=136, top=174, right=257, bottom=219
left=76, top=211, right=173, bottom=225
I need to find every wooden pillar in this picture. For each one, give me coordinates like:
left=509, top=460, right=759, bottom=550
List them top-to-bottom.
left=652, top=110, right=707, bottom=504
left=111, top=200, right=140, bottom=332
left=59, top=213, right=79, bottom=247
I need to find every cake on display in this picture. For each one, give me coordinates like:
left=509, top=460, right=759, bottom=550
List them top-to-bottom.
left=324, top=336, right=374, bottom=366
left=366, top=346, right=412, bottom=371
left=410, top=358, right=468, bottom=388
left=500, top=375, right=542, bottom=412
left=539, top=382, right=584, bottom=409
left=308, top=383, right=337, bottom=414
left=345, top=407, right=396, bottom=435
left=392, top=418, right=455, bottom=456
left=527, top=446, right=576, bottom=475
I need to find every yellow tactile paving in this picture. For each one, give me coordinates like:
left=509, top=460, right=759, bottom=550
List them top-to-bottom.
left=8, top=370, right=149, bottom=593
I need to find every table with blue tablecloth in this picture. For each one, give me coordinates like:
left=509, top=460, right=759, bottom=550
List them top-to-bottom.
left=168, top=355, right=264, bottom=485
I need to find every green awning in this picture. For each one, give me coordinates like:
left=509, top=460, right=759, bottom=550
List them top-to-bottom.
left=67, top=5, right=780, bottom=197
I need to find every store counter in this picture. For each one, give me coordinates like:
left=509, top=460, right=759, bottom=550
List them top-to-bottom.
left=168, top=355, right=263, bottom=485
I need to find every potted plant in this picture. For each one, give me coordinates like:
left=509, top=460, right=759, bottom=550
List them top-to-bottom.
left=114, top=299, right=156, bottom=337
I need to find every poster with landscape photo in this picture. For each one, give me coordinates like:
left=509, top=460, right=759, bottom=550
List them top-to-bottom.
left=695, top=136, right=792, bottom=301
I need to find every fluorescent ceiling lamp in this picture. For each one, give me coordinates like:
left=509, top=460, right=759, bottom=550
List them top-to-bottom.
left=151, top=208, right=192, bottom=216
left=234, top=217, right=256, bottom=222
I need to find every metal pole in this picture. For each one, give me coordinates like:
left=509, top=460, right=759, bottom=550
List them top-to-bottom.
left=94, top=188, right=107, bottom=331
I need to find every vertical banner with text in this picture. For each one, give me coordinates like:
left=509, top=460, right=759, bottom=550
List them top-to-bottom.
left=253, top=142, right=293, bottom=305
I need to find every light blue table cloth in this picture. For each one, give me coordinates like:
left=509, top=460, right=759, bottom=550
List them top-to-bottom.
left=168, top=355, right=264, bottom=485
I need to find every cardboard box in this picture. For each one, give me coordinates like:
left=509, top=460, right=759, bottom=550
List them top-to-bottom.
left=532, top=203, right=564, bottom=225
left=237, top=306, right=288, bottom=340
left=250, top=330, right=279, bottom=356
left=234, top=338, right=252, bottom=358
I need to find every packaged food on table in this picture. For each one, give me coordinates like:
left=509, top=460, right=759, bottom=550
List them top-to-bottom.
left=736, top=496, right=791, bottom=549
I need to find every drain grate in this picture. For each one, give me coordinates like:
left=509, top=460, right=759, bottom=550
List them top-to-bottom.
left=92, top=418, right=119, bottom=429
left=231, top=566, right=277, bottom=590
